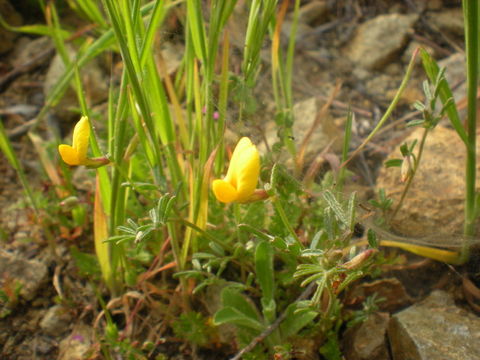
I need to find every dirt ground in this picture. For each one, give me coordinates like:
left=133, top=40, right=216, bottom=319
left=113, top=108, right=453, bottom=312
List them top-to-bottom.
left=1, top=0, right=479, bottom=359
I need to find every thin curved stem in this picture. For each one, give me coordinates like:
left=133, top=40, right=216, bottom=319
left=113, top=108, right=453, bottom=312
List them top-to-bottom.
left=390, top=127, right=429, bottom=221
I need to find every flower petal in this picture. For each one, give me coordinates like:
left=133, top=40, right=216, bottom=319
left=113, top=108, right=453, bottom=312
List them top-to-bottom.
left=72, top=116, right=90, bottom=162
left=213, top=137, right=261, bottom=204
left=224, top=137, right=254, bottom=186
left=58, top=144, right=80, bottom=165
left=234, top=145, right=260, bottom=202
left=212, top=179, right=238, bottom=203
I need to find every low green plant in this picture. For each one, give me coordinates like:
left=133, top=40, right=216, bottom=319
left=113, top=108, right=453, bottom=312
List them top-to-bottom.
left=1, top=0, right=479, bottom=359
left=385, top=65, right=454, bottom=221
left=0, top=279, right=22, bottom=318
left=173, top=311, right=214, bottom=347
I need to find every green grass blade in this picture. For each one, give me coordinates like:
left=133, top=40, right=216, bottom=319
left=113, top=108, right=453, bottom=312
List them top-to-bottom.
left=186, top=0, right=207, bottom=63
left=420, top=48, right=468, bottom=145
left=0, top=120, right=39, bottom=213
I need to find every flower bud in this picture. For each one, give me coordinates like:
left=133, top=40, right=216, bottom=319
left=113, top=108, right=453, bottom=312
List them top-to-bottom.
left=401, top=155, right=413, bottom=182
left=59, top=196, right=80, bottom=211
left=342, top=249, right=378, bottom=270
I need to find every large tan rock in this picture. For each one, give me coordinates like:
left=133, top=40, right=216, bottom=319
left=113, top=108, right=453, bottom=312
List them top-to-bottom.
left=346, top=13, right=418, bottom=71
left=376, top=125, right=480, bottom=237
left=389, top=290, right=480, bottom=360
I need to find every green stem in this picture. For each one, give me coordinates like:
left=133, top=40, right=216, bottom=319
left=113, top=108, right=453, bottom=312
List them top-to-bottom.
left=462, top=0, right=478, bottom=263
left=343, top=48, right=419, bottom=167
left=391, top=127, right=429, bottom=221
left=272, top=196, right=301, bottom=246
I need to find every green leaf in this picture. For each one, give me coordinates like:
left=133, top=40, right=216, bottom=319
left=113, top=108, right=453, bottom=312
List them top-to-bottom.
left=70, top=0, right=108, bottom=28
left=186, top=0, right=207, bottom=62
left=0, top=12, right=70, bottom=38
left=420, top=48, right=467, bottom=145
left=412, top=100, right=425, bottom=112
left=406, top=119, right=426, bottom=127
left=0, top=120, right=38, bottom=212
left=399, top=143, right=409, bottom=156
left=384, top=159, right=403, bottom=168
left=270, top=163, right=303, bottom=194
left=94, top=177, right=116, bottom=292
left=322, top=190, right=349, bottom=227
left=347, top=192, right=357, bottom=232
left=242, top=202, right=266, bottom=229
left=324, top=207, right=335, bottom=241
left=239, top=224, right=273, bottom=242
left=367, top=229, right=378, bottom=248
left=310, top=230, right=325, bottom=249
left=271, top=236, right=288, bottom=250
left=208, top=241, right=226, bottom=257
left=255, top=241, right=275, bottom=304
left=70, top=246, right=101, bottom=277
left=301, top=249, right=325, bottom=257
left=192, top=252, right=217, bottom=259
left=294, top=264, right=324, bottom=278
left=336, top=270, right=365, bottom=294
left=220, top=287, right=261, bottom=322
left=260, top=297, right=276, bottom=323
left=279, top=303, right=318, bottom=339
left=213, top=307, right=264, bottom=332
left=173, top=312, right=210, bottom=346
left=319, top=332, right=342, bottom=360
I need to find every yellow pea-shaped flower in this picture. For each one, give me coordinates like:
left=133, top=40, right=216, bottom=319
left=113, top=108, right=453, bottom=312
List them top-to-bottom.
left=58, top=116, right=108, bottom=168
left=58, top=116, right=90, bottom=166
left=212, top=137, right=260, bottom=203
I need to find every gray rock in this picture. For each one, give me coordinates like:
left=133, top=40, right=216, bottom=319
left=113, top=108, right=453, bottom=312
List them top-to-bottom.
left=0, top=0, right=22, bottom=54
left=282, top=0, right=329, bottom=42
left=298, top=0, right=329, bottom=25
left=425, top=0, right=443, bottom=11
left=427, top=8, right=464, bottom=37
left=346, top=13, right=418, bottom=71
left=282, top=20, right=314, bottom=44
left=9, top=36, right=52, bottom=66
left=156, top=41, right=184, bottom=75
left=402, top=41, right=434, bottom=64
left=44, top=45, right=108, bottom=121
left=438, top=52, right=466, bottom=103
left=362, top=69, right=423, bottom=105
left=365, top=74, right=400, bottom=102
left=258, top=95, right=343, bottom=169
left=293, top=97, right=332, bottom=158
left=0, top=104, right=40, bottom=118
left=71, top=166, right=96, bottom=192
left=0, top=252, right=48, bottom=301
left=388, top=290, right=480, bottom=360
left=40, top=305, right=72, bottom=336
left=344, top=312, right=391, bottom=360
left=58, top=324, right=94, bottom=360
left=33, top=336, right=55, bottom=355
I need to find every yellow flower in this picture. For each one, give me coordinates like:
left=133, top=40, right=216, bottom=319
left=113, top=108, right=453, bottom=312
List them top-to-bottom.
left=58, top=116, right=108, bottom=167
left=212, top=137, right=260, bottom=203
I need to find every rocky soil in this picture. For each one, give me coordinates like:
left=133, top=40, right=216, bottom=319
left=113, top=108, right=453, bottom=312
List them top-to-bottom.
left=1, top=0, right=479, bottom=359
